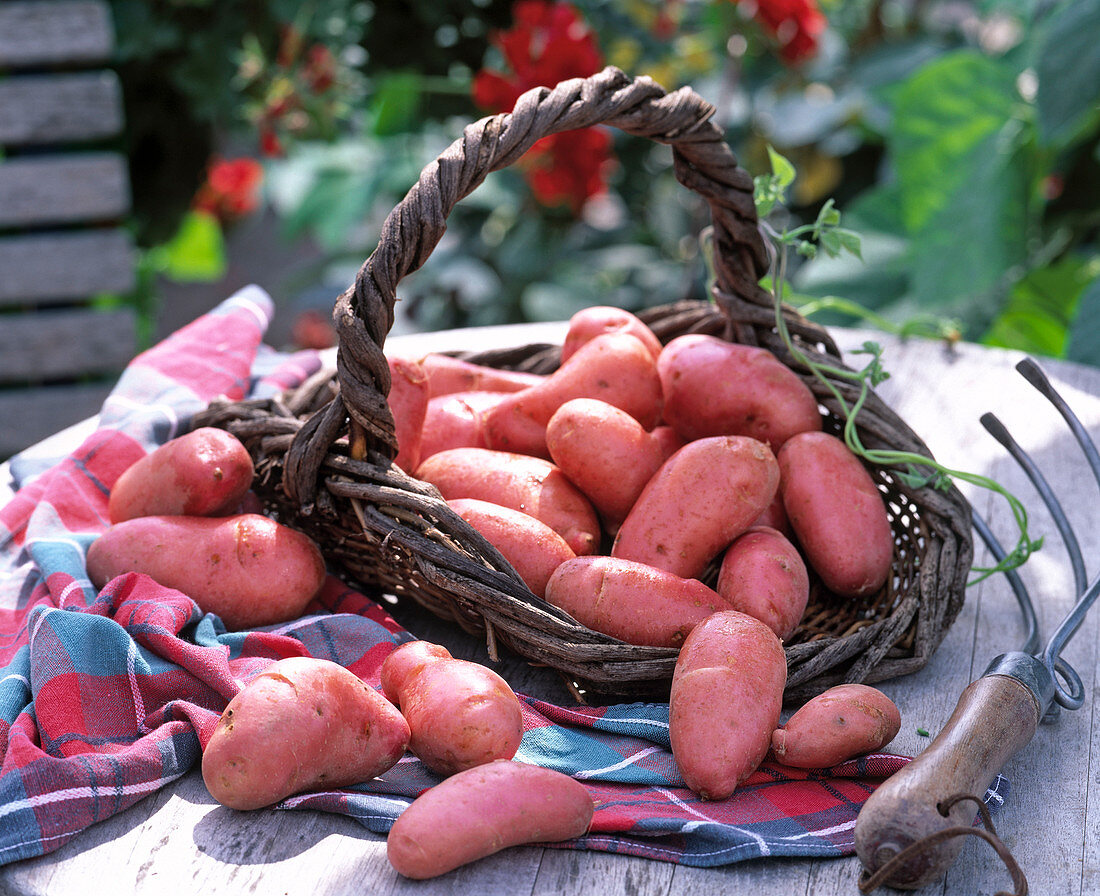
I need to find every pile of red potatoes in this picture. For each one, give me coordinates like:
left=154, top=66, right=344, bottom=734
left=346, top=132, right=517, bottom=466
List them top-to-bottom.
left=84, top=306, right=904, bottom=878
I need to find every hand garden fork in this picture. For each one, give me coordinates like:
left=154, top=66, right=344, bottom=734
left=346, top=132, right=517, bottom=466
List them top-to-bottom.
left=855, top=356, right=1100, bottom=894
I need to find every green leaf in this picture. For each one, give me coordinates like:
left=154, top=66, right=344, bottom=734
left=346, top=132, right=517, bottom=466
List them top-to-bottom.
left=1034, top=0, right=1100, bottom=147
left=888, top=50, right=1020, bottom=235
left=369, top=72, right=424, bottom=137
left=767, top=145, right=797, bottom=191
left=157, top=211, right=226, bottom=282
left=984, top=256, right=1099, bottom=356
left=1065, top=267, right=1100, bottom=365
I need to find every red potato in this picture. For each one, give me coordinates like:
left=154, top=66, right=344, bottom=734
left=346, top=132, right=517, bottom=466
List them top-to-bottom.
left=560, top=305, right=663, bottom=363
left=483, top=332, right=663, bottom=459
left=657, top=334, right=821, bottom=450
left=417, top=352, right=544, bottom=398
left=387, top=355, right=431, bottom=473
left=418, top=390, right=504, bottom=460
left=545, top=398, right=672, bottom=528
left=108, top=427, right=254, bottom=524
left=778, top=431, right=894, bottom=598
left=611, top=436, right=780, bottom=579
left=415, top=448, right=601, bottom=556
left=751, top=491, right=793, bottom=539
left=447, top=498, right=575, bottom=599
left=86, top=513, right=327, bottom=629
left=716, top=526, right=809, bottom=641
left=545, top=555, right=731, bottom=648
left=669, top=610, right=787, bottom=800
left=380, top=640, right=524, bottom=776
left=201, top=657, right=410, bottom=810
left=771, top=683, right=902, bottom=768
left=386, top=759, right=594, bottom=879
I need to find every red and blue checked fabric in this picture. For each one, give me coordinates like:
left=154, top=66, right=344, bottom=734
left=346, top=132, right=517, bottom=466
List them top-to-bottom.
left=0, top=287, right=1002, bottom=868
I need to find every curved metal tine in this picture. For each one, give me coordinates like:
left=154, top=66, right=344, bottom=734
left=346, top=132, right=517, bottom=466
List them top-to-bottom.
left=1016, top=357, right=1100, bottom=489
left=980, top=411, right=1087, bottom=597
left=971, top=509, right=1040, bottom=656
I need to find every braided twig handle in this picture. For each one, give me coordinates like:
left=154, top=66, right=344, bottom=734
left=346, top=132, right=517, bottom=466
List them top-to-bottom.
left=285, top=66, right=771, bottom=508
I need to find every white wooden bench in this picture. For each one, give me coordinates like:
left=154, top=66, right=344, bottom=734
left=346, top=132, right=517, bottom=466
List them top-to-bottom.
left=0, top=0, right=137, bottom=459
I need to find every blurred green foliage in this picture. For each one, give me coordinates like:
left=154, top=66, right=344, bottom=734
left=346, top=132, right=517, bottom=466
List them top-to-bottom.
left=106, top=0, right=1100, bottom=363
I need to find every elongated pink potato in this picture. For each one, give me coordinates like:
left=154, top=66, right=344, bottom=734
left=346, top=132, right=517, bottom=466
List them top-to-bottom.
left=560, top=305, right=663, bottom=363
left=483, top=332, right=662, bottom=459
left=658, top=334, right=821, bottom=449
left=417, top=352, right=544, bottom=398
left=388, top=355, right=431, bottom=473
left=418, top=390, right=505, bottom=460
left=545, top=398, right=671, bottom=527
left=108, top=427, right=254, bottom=523
left=778, top=431, right=894, bottom=598
left=611, top=436, right=780, bottom=579
left=415, top=448, right=601, bottom=556
left=448, top=498, right=576, bottom=598
left=87, top=513, right=327, bottom=629
left=716, top=526, right=809, bottom=640
left=545, top=555, right=730, bottom=647
left=670, top=610, right=787, bottom=800
left=381, top=640, right=524, bottom=776
left=202, top=657, right=410, bottom=810
left=771, top=684, right=902, bottom=768
left=386, top=760, right=594, bottom=879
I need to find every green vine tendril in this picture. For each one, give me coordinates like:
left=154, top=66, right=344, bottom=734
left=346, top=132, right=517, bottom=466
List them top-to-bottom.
left=747, top=149, right=1042, bottom=585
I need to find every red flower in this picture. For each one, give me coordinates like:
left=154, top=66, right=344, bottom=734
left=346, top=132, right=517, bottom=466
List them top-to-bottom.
left=473, top=0, right=610, bottom=215
left=734, top=0, right=826, bottom=64
left=193, top=157, right=264, bottom=223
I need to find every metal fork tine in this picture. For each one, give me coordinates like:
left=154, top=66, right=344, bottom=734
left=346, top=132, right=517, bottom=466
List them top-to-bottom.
left=980, top=411, right=1087, bottom=596
left=971, top=510, right=1040, bottom=655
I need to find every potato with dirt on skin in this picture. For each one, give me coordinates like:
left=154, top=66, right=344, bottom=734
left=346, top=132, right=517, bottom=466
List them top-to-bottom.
left=559, top=305, right=663, bottom=363
left=483, top=331, right=663, bottom=459
left=657, top=334, right=822, bottom=450
left=415, top=352, right=544, bottom=398
left=387, top=355, right=431, bottom=473
left=545, top=398, right=681, bottom=529
left=108, top=427, right=254, bottom=524
left=778, top=430, right=895, bottom=598
left=611, top=435, right=780, bottom=580
left=415, top=447, right=601, bottom=556
left=447, top=498, right=575, bottom=599
left=86, top=513, right=327, bottom=629
left=716, top=525, right=809, bottom=641
left=545, top=555, right=732, bottom=648
left=670, top=610, right=787, bottom=800
left=381, top=640, right=524, bottom=776
left=201, top=657, right=411, bottom=810
left=771, top=684, right=902, bottom=769
left=386, top=759, right=594, bottom=879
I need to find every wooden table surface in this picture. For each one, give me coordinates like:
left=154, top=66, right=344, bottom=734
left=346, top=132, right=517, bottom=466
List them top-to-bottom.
left=3, top=321, right=1099, bottom=896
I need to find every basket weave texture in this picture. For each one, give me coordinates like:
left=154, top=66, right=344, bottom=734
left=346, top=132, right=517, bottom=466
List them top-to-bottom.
left=195, top=67, right=974, bottom=703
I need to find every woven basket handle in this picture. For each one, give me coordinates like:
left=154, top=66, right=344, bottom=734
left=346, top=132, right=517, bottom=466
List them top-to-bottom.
left=285, top=66, right=772, bottom=508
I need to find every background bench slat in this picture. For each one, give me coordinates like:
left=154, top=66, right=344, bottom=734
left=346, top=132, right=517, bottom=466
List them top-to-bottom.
left=0, top=1, right=114, bottom=70
left=0, top=72, right=124, bottom=146
left=0, top=154, right=131, bottom=228
left=0, top=230, right=137, bottom=305
left=0, top=307, right=137, bottom=384
left=0, top=382, right=113, bottom=459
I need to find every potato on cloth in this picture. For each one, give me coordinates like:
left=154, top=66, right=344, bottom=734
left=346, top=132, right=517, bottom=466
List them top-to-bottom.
left=0, top=288, right=996, bottom=874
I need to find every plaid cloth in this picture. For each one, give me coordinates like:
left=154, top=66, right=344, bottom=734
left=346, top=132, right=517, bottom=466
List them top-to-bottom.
left=0, top=286, right=1006, bottom=869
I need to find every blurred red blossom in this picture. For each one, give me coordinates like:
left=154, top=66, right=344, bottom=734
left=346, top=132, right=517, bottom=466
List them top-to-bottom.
left=473, top=0, right=611, bottom=215
left=733, top=0, right=826, bottom=64
left=192, top=157, right=263, bottom=223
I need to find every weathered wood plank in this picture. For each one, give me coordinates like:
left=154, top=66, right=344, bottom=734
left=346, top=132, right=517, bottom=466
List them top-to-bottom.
left=0, top=1, right=114, bottom=70
left=0, top=72, right=123, bottom=146
left=0, top=154, right=130, bottom=228
left=0, top=230, right=136, bottom=304
left=0, top=307, right=136, bottom=383
left=0, top=381, right=113, bottom=458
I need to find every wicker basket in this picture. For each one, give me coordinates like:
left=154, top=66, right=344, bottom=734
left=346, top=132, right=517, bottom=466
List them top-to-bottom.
left=195, top=67, right=973, bottom=704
